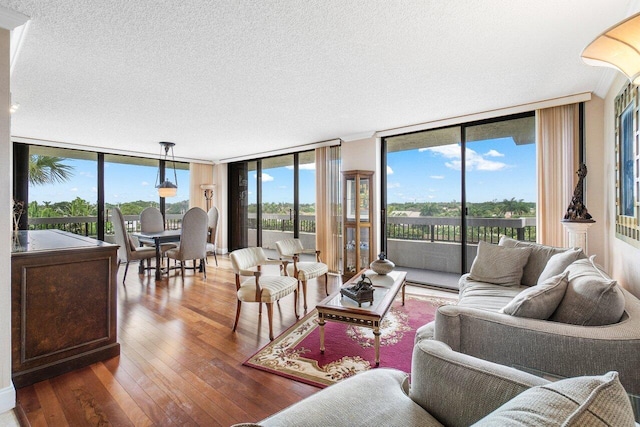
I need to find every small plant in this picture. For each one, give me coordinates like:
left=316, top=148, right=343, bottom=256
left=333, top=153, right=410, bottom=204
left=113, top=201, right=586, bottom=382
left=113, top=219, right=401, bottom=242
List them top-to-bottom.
left=12, top=198, right=25, bottom=233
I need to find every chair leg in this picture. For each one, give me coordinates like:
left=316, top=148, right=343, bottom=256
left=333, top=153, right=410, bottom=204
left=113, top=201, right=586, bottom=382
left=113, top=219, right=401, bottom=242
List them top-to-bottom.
left=213, top=252, right=218, bottom=266
left=202, top=259, right=207, bottom=278
left=123, top=261, right=130, bottom=283
left=180, top=261, right=185, bottom=277
left=324, top=273, right=329, bottom=296
left=301, top=280, right=308, bottom=311
left=294, top=288, right=299, bottom=319
left=232, top=300, right=242, bottom=332
left=259, top=303, right=262, bottom=315
left=267, top=303, right=274, bottom=340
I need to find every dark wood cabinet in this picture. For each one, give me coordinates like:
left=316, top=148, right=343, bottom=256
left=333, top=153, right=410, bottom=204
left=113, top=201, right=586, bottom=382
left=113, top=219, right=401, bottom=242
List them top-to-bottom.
left=11, top=230, right=120, bottom=387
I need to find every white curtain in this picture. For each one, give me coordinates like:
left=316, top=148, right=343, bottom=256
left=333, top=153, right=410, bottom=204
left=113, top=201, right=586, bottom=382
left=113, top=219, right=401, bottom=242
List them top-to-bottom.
left=536, top=104, right=579, bottom=247
left=315, top=145, right=341, bottom=273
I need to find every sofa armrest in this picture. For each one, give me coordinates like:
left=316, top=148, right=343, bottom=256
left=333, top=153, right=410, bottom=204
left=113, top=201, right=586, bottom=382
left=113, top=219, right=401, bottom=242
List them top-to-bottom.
left=432, top=289, right=640, bottom=396
left=410, top=340, right=547, bottom=427
left=260, top=369, right=437, bottom=427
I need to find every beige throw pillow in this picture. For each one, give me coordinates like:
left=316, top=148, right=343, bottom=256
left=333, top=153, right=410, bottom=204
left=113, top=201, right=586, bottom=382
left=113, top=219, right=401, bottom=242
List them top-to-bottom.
left=499, top=236, right=576, bottom=286
left=469, top=241, right=531, bottom=286
left=536, top=247, right=583, bottom=284
left=550, top=256, right=625, bottom=326
left=501, top=271, right=569, bottom=319
left=472, top=372, right=635, bottom=426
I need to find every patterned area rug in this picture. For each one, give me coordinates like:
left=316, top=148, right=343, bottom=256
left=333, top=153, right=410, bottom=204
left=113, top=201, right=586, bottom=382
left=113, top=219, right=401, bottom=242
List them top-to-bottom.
left=243, top=294, right=457, bottom=388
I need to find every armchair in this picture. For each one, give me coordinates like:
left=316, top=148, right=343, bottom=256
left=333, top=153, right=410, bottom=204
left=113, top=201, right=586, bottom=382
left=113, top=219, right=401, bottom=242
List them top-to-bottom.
left=275, top=238, right=328, bottom=311
left=230, top=247, right=299, bottom=340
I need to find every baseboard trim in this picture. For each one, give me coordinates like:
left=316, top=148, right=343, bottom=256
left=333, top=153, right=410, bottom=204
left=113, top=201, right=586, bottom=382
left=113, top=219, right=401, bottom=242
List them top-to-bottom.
left=0, top=383, right=16, bottom=414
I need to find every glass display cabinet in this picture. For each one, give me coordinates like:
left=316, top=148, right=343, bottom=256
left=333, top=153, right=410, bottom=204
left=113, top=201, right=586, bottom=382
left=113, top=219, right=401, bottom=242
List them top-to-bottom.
left=342, top=170, right=374, bottom=280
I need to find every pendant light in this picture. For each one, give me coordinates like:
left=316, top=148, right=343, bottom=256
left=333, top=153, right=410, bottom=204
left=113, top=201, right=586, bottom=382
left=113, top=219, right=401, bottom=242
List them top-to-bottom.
left=156, top=141, right=178, bottom=198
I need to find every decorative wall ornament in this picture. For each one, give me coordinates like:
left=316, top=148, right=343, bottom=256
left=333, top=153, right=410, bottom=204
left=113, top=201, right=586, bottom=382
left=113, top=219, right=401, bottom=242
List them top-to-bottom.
left=614, top=82, right=640, bottom=247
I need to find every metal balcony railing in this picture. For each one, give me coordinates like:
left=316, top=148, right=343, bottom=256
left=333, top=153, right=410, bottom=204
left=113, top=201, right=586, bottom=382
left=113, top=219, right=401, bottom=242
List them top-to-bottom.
left=28, top=213, right=184, bottom=237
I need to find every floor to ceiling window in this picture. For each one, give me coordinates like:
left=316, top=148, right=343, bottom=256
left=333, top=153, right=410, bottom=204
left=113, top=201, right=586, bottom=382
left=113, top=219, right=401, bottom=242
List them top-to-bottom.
left=382, top=113, right=536, bottom=288
left=229, top=150, right=316, bottom=253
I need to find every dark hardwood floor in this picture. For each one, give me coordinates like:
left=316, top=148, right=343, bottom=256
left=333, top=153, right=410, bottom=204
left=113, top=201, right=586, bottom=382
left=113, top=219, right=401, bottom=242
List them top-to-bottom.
left=16, top=255, right=341, bottom=426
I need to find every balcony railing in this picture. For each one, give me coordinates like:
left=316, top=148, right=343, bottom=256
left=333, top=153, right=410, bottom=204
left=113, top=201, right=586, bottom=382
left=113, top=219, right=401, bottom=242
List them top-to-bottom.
left=28, top=213, right=184, bottom=237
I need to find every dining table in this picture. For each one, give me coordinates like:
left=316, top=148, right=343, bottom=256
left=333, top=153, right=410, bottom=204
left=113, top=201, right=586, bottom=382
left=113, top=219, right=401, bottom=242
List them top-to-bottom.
left=133, top=229, right=181, bottom=280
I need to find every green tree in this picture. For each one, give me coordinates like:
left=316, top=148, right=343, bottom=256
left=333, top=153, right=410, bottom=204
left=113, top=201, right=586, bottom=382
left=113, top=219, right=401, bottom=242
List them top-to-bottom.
left=29, top=155, right=74, bottom=185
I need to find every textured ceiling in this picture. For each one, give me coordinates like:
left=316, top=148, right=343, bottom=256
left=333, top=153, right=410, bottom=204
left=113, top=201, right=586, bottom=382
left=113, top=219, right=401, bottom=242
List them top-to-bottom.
left=1, top=0, right=634, bottom=162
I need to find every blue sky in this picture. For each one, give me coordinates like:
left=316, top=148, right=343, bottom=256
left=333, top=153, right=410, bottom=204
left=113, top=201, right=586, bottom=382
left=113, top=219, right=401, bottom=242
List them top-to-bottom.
left=29, top=137, right=535, bottom=206
left=387, top=138, right=536, bottom=204
left=29, top=159, right=191, bottom=204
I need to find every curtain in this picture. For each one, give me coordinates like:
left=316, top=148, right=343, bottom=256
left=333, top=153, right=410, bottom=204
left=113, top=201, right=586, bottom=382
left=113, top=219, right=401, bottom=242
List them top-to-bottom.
left=536, top=104, right=579, bottom=247
left=315, top=145, right=341, bottom=273
left=189, top=162, right=215, bottom=210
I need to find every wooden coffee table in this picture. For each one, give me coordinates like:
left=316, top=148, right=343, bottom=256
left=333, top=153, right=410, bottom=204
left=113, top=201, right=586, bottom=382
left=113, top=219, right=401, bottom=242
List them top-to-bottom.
left=316, top=269, right=407, bottom=366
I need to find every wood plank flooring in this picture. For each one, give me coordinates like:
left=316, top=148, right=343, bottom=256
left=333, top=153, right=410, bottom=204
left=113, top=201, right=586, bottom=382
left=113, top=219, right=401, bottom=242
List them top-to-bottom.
left=15, top=256, right=339, bottom=426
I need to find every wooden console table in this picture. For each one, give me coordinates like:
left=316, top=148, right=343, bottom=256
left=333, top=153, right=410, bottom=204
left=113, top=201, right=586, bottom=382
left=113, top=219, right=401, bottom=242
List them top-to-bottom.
left=11, top=230, right=120, bottom=387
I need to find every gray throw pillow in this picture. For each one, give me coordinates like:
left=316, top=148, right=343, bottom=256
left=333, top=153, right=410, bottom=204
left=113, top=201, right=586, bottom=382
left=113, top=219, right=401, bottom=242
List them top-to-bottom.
left=499, top=236, right=575, bottom=286
left=469, top=241, right=531, bottom=286
left=536, top=247, right=583, bottom=284
left=550, top=256, right=625, bottom=326
left=501, top=271, right=569, bottom=319
left=472, top=372, right=636, bottom=426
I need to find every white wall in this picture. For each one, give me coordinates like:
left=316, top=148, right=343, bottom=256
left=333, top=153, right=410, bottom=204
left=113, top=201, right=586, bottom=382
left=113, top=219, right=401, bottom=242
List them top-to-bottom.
left=0, top=28, right=16, bottom=414
left=603, top=75, right=640, bottom=297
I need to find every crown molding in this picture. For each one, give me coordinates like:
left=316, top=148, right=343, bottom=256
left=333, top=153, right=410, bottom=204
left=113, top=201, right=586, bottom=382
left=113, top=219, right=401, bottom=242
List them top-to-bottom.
left=0, top=6, right=29, bottom=30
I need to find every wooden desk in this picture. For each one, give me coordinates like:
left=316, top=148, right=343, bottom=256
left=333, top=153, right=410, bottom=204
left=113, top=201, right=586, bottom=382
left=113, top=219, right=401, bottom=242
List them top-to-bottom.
left=133, top=229, right=181, bottom=280
left=11, top=230, right=120, bottom=387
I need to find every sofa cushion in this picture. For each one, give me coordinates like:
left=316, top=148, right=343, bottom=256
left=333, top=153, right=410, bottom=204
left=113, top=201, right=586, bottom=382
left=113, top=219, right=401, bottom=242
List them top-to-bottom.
left=499, top=236, right=574, bottom=286
left=469, top=241, right=531, bottom=286
left=536, top=247, right=583, bottom=284
left=550, top=256, right=625, bottom=326
left=501, top=271, right=569, bottom=319
left=458, top=279, right=527, bottom=312
left=472, top=372, right=635, bottom=427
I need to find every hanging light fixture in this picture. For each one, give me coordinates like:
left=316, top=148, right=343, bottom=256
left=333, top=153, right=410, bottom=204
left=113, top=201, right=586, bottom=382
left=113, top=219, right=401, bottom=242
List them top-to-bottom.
left=581, top=12, right=640, bottom=84
left=156, top=141, right=178, bottom=198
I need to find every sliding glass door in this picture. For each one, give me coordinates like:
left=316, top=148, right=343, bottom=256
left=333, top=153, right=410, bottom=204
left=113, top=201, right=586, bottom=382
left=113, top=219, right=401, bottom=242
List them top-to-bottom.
left=383, top=113, right=536, bottom=287
left=229, top=150, right=316, bottom=252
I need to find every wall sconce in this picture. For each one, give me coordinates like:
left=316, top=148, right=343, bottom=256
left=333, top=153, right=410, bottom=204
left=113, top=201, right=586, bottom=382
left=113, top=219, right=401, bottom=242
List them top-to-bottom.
left=581, top=12, right=640, bottom=84
left=156, top=141, right=178, bottom=198
left=200, top=184, right=215, bottom=211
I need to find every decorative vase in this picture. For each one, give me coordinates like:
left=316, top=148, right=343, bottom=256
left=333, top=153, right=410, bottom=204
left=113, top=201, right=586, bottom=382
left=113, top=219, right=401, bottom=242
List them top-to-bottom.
left=370, top=252, right=394, bottom=275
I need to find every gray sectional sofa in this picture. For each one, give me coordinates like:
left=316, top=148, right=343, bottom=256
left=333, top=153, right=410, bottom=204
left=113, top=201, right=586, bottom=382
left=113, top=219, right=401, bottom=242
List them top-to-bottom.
left=416, top=236, right=640, bottom=398
left=235, top=340, right=636, bottom=426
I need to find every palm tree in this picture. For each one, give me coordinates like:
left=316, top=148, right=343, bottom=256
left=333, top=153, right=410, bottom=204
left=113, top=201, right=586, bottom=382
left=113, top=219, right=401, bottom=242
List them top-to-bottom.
left=29, top=155, right=74, bottom=185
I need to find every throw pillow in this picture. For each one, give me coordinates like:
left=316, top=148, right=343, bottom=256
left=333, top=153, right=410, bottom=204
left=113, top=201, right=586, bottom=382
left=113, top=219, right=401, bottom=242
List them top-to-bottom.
left=499, top=236, right=577, bottom=286
left=469, top=241, right=531, bottom=286
left=536, top=247, right=583, bottom=284
left=550, top=256, right=625, bottom=326
left=501, top=271, right=569, bottom=319
left=472, top=372, right=635, bottom=426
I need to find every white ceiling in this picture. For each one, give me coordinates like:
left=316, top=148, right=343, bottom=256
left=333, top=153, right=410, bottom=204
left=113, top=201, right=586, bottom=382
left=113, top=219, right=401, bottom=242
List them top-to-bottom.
left=1, top=0, right=635, bottom=163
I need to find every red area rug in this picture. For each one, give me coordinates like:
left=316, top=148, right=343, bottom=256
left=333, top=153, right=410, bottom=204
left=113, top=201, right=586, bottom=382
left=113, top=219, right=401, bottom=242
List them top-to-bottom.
left=243, top=294, right=456, bottom=388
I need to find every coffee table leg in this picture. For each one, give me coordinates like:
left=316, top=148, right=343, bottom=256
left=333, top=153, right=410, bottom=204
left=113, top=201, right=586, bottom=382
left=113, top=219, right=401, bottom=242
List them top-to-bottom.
left=402, top=280, right=406, bottom=306
left=319, top=313, right=325, bottom=354
left=373, top=322, right=381, bottom=366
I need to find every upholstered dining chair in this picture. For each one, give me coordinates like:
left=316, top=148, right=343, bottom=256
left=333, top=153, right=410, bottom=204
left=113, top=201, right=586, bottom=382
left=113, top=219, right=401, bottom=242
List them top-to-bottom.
left=140, top=206, right=178, bottom=255
left=205, top=206, right=219, bottom=266
left=112, top=207, right=156, bottom=284
left=165, top=207, right=208, bottom=278
left=275, top=238, right=329, bottom=311
left=230, top=247, right=299, bottom=340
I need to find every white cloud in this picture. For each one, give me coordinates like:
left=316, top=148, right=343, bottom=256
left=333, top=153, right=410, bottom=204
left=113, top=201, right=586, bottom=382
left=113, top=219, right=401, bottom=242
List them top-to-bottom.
left=423, top=145, right=507, bottom=172
left=484, top=149, right=504, bottom=157
left=387, top=166, right=394, bottom=175
left=262, top=173, right=274, bottom=182
left=430, top=175, right=444, bottom=179
left=141, top=181, right=149, bottom=186
left=387, top=182, right=400, bottom=188
left=70, top=187, right=78, bottom=192
left=91, top=187, right=97, bottom=193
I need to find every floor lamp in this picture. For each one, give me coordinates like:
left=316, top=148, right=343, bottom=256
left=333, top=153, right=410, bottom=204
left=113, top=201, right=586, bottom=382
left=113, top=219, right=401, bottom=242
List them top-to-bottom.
left=200, top=184, right=215, bottom=211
